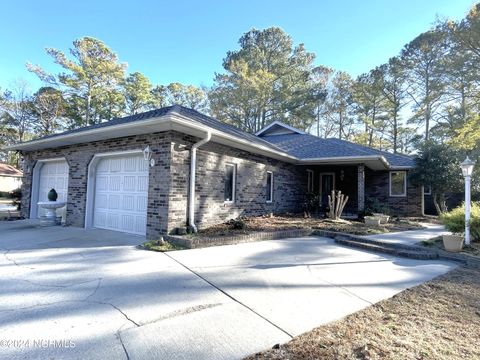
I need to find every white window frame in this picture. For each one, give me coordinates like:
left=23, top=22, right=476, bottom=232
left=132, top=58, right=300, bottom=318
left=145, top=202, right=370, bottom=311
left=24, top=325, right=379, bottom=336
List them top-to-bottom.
left=224, top=163, right=236, bottom=203
left=307, top=169, right=314, bottom=192
left=266, top=171, right=274, bottom=203
left=389, top=171, right=407, bottom=197
left=424, top=185, right=432, bottom=196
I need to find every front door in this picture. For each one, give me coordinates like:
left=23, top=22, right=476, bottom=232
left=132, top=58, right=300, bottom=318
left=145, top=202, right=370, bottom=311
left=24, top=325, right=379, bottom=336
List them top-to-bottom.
left=319, top=173, right=335, bottom=210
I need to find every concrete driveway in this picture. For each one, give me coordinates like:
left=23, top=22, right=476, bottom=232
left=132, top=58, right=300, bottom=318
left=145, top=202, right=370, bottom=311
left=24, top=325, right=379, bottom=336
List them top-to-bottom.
left=0, top=220, right=455, bottom=360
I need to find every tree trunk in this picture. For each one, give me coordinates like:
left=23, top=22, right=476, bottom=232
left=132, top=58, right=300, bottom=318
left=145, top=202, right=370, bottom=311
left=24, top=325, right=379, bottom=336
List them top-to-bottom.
left=393, top=103, right=398, bottom=153
left=432, top=193, right=442, bottom=215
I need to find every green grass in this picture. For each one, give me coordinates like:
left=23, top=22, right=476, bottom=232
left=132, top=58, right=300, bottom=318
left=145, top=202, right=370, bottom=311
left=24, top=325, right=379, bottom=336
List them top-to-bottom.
left=141, top=240, right=186, bottom=252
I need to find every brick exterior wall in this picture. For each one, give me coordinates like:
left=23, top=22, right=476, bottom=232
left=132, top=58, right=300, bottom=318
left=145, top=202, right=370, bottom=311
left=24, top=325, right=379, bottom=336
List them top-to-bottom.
left=19, top=129, right=422, bottom=240
left=19, top=130, right=306, bottom=239
left=167, top=132, right=306, bottom=231
left=20, top=133, right=172, bottom=239
left=365, top=169, right=423, bottom=216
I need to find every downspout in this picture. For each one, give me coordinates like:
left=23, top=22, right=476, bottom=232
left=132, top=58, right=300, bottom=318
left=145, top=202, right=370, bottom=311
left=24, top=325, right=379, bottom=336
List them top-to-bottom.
left=188, top=131, right=211, bottom=232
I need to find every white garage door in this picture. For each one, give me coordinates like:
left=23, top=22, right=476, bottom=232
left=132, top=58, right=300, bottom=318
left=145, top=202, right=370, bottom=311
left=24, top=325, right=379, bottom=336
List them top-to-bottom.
left=93, top=154, right=149, bottom=235
left=38, top=160, right=69, bottom=218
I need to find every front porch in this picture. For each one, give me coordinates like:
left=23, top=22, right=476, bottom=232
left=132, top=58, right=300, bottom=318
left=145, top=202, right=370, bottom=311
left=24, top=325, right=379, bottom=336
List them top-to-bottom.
left=302, top=164, right=365, bottom=217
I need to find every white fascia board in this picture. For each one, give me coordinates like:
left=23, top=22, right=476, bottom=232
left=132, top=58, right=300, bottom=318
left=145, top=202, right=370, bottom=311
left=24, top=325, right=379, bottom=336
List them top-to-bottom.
left=3, top=112, right=406, bottom=171
left=4, top=112, right=298, bottom=163
left=3, top=117, right=172, bottom=151
left=299, top=155, right=390, bottom=170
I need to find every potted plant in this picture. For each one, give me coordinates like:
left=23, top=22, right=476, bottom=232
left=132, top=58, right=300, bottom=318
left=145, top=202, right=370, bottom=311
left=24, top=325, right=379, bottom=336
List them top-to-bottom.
left=47, top=188, right=58, bottom=202
left=440, top=202, right=480, bottom=252
left=364, top=216, right=381, bottom=227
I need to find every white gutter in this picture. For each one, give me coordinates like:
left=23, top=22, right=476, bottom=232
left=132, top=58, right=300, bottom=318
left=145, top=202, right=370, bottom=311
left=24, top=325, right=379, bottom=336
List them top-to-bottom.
left=188, top=131, right=211, bottom=232
left=299, top=155, right=391, bottom=168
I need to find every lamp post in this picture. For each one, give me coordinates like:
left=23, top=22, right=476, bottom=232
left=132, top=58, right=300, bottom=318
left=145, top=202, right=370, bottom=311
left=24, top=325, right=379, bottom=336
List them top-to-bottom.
left=460, top=156, right=475, bottom=246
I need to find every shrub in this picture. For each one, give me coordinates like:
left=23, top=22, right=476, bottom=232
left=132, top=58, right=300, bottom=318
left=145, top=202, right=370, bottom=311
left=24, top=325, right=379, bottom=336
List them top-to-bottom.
left=10, top=188, right=22, bottom=210
left=302, top=192, right=319, bottom=216
left=364, top=196, right=390, bottom=216
left=440, top=202, right=480, bottom=241
left=226, top=217, right=246, bottom=230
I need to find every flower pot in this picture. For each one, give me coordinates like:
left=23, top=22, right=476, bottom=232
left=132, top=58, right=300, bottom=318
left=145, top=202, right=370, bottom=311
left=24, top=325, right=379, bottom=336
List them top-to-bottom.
left=47, top=188, right=58, bottom=201
left=373, top=213, right=390, bottom=224
left=364, top=216, right=381, bottom=227
left=442, top=234, right=464, bottom=252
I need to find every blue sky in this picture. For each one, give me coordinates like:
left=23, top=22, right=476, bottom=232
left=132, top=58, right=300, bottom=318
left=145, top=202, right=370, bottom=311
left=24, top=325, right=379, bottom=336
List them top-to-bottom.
left=0, top=0, right=475, bottom=91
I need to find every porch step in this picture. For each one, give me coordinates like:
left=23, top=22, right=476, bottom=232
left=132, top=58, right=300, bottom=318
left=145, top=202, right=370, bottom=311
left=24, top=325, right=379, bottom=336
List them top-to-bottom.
left=334, top=237, right=439, bottom=260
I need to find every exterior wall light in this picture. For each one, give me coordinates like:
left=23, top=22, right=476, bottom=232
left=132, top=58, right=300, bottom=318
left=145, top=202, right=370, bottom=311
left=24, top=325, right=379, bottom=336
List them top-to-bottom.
left=143, top=146, right=155, bottom=167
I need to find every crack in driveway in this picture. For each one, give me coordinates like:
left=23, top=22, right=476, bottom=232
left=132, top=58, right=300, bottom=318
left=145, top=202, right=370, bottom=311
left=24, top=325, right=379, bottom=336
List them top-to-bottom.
left=3, top=250, right=36, bottom=270
left=163, top=252, right=294, bottom=339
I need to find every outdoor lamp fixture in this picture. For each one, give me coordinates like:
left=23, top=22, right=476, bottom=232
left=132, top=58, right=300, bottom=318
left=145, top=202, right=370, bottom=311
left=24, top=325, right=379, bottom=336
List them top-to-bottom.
left=143, top=146, right=155, bottom=167
left=460, top=156, right=475, bottom=246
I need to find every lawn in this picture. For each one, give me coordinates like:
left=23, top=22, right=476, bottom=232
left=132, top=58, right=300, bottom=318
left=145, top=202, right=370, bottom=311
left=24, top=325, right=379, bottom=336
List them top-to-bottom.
left=191, top=214, right=427, bottom=238
left=141, top=239, right=186, bottom=252
left=246, top=265, right=480, bottom=360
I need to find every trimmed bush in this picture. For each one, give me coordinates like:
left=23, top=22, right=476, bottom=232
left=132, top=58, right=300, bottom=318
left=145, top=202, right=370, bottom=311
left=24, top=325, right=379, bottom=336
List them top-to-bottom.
left=440, top=202, right=480, bottom=242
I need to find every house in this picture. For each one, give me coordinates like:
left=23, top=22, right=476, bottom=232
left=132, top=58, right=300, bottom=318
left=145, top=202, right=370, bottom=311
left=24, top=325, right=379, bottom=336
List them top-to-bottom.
left=4, top=105, right=423, bottom=239
left=0, top=162, right=22, bottom=193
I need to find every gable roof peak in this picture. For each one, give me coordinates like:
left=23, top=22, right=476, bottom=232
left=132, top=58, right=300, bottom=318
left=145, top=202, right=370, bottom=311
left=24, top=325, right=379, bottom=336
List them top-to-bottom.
left=256, top=121, right=306, bottom=137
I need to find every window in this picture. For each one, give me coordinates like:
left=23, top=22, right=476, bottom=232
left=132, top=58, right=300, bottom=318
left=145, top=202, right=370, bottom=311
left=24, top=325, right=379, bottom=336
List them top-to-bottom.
left=224, top=164, right=236, bottom=202
left=307, top=170, right=314, bottom=192
left=266, top=171, right=273, bottom=203
left=389, top=171, right=407, bottom=197
left=424, top=186, right=432, bottom=196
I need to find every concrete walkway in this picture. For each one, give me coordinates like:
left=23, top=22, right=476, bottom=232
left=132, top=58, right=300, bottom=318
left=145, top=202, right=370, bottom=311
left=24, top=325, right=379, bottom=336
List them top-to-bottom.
left=0, top=220, right=455, bottom=360
left=362, top=223, right=449, bottom=246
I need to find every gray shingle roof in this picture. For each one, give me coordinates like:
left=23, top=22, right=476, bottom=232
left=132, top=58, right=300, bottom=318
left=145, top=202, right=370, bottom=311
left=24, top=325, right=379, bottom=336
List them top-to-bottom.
left=15, top=105, right=413, bottom=167
left=25, top=105, right=284, bottom=154
left=31, top=106, right=175, bottom=141
left=260, top=133, right=414, bottom=167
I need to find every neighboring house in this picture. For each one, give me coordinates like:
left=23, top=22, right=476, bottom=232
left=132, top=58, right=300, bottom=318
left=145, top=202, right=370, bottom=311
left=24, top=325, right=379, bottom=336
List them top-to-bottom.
left=5, top=105, right=423, bottom=239
left=0, top=162, right=22, bottom=192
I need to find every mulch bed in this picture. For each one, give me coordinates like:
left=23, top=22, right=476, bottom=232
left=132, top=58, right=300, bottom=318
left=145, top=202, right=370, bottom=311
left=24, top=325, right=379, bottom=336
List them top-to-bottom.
left=191, top=214, right=426, bottom=239
left=246, top=265, right=480, bottom=360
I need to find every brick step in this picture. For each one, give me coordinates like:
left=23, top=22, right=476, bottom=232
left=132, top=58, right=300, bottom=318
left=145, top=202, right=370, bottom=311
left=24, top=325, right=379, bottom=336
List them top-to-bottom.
left=335, top=238, right=439, bottom=260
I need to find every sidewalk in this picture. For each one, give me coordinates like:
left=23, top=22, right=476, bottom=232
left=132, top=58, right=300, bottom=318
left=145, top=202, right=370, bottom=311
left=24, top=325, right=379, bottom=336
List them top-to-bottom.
left=362, top=223, right=449, bottom=246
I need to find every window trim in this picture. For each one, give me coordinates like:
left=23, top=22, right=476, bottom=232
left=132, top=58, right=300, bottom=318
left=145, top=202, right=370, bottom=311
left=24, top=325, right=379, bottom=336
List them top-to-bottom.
left=224, top=163, right=236, bottom=203
left=307, top=169, right=314, bottom=192
left=266, top=171, right=274, bottom=203
left=389, top=171, right=407, bottom=197
left=424, top=185, right=432, bottom=196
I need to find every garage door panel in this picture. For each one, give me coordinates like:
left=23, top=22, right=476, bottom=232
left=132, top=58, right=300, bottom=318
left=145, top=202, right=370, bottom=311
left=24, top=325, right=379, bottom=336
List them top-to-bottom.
left=93, top=154, right=148, bottom=235
left=124, top=157, right=137, bottom=172
left=110, top=158, right=122, bottom=172
left=96, top=176, right=108, bottom=191
left=109, top=176, right=122, bottom=191
left=123, top=176, right=136, bottom=191
left=137, top=176, right=148, bottom=192
left=96, top=194, right=108, bottom=209
left=108, top=194, right=121, bottom=210
left=123, top=195, right=135, bottom=211
left=137, top=196, right=148, bottom=212
left=94, top=211, right=107, bottom=227
left=107, top=213, right=120, bottom=229
left=122, top=215, right=135, bottom=232
left=135, top=216, right=146, bottom=234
